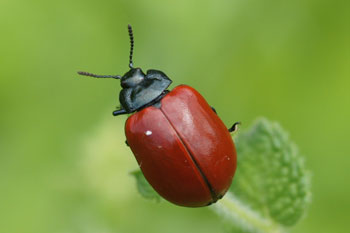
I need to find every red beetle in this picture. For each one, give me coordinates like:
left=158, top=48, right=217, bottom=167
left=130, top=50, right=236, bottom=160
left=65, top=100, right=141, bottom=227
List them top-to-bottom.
left=78, top=25, right=239, bottom=207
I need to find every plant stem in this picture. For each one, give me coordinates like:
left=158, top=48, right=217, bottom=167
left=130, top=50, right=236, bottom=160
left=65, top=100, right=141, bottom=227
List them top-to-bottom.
left=211, top=192, right=285, bottom=233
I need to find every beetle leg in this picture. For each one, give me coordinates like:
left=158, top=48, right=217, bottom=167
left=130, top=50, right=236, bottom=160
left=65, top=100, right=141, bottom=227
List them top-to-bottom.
left=211, top=106, right=217, bottom=114
left=113, top=109, right=128, bottom=116
left=228, top=122, right=241, bottom=133
left=125, top=140, right=129, bottom=147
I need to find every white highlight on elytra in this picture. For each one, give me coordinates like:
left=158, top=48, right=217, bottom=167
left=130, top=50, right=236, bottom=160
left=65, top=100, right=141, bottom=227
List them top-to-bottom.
left=145, top=130, right=152, bottom=136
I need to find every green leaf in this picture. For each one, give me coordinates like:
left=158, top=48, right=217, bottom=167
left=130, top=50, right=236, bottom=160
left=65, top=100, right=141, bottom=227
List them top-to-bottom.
left=212, top=117, right=311, bottom=233
left=233, top=118, right=310, bottom=225
left=130, top=170, right=161, bottom=201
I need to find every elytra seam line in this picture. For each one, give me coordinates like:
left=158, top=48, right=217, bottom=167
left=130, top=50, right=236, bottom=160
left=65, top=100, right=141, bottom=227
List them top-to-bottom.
left=160, top=109, right=218, bottom=203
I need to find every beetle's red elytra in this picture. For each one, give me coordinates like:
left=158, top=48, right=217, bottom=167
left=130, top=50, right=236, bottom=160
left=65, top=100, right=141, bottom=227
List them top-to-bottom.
left=78, top=25, right=239, bottom=207
left=126, top=85, right=237, bottom=207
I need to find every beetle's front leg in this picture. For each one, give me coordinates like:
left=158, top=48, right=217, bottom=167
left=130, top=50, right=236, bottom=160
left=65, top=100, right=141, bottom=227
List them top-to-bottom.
left=211, top=106, right=217, bottom=114
left=113, top=109, right=128, bottom=116
left=228, top=122, right=241, bottom=133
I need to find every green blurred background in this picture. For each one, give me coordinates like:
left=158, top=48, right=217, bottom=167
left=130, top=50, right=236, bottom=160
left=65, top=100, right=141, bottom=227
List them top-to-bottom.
left=0, top=0, right=349, bottom=232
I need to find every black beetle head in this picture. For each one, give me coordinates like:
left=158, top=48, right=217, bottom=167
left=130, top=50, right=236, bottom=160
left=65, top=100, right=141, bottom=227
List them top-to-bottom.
left=77, top=24, right=172, bottom=116
left=119, top=67, right=172, bottom=113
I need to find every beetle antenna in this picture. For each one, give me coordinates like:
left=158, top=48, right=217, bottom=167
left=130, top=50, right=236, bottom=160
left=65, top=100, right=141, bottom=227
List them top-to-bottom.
left=128, top=24, right=134, bottom=68
left=77, top=71, right=121, bottom=79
